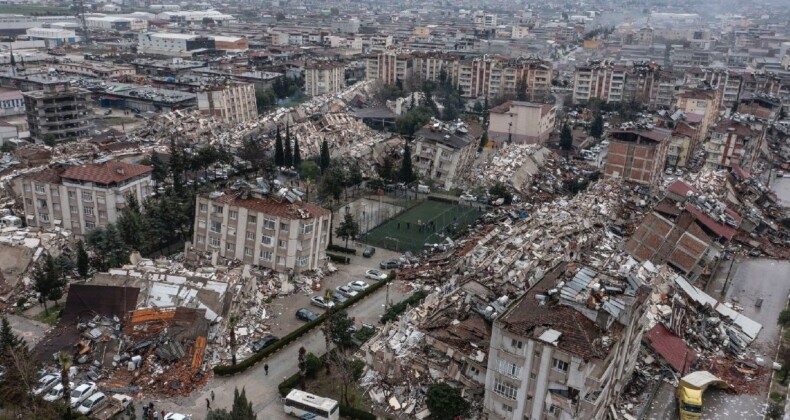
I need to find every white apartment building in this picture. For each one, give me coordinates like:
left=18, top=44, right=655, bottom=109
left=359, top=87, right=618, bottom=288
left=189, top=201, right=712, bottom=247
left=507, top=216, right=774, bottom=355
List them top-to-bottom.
left=303, top=62, right=345, bottom=97
left=196, top=82, right=257, bottom=124
left=488, top=101, right=556, bottom=145
left=412, top=122, right=479, bottom=190
left=15, top=161, right=152, bottom=236
left=192, top=189, right=331, bottom=273
left=484, top=264, right=648, bottom=420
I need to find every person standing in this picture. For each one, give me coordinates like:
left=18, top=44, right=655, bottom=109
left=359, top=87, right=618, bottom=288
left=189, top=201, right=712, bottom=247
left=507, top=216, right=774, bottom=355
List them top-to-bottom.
left=264, top=363, right=269, bottom=375
left=211, top=390, right=215, bottom=401
left=206, top=398, right=211, bottom=410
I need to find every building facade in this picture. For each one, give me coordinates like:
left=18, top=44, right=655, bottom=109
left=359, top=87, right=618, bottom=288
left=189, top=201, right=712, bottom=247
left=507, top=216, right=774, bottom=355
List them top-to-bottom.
left=364, top=53, right=412, bottom=85
left=303, top=62, right=345, bottom=97
left=196, top=82, right=257, bottom=124
left=23, top=84, right=93, bottom=143
left=674, top=86, right=721, bottom=141
left=0, top=90, right=24, bottom=117
left=488, top=101, right=556, bottom=145
left=704, top=118, right=765, bottom=170
left=412, top=122, right=479, bottom=190
left=604, top=128, right=671, bottom=186
left=15, top=161, right=152, bottom=235
left=192, top=189, right=331, bottom=272
left=483, top=264, right=648, bottom=420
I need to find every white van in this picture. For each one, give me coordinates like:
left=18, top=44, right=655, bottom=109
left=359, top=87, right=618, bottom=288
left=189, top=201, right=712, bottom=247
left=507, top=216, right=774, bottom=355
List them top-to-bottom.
left=417, top=184, right=430, bottom=194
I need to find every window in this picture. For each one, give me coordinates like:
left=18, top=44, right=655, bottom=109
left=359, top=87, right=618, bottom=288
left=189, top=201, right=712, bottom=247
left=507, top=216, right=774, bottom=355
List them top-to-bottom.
left=24, top=184, right=30, bottom=192
left=35, top=185, right=45, bottom=194
left=51, top=189, right=58, bottom=196
left=68, top=191, right=76, bottom=199
left=82, top=192, right=92, bottom=201
left=97, top=196, right=105, bottom=204
left=199, top=204, right=208, bottom=213
left=212, top=205, right=223, bottom=214
left=70, top=206, right=77, bottom=213
left=84, top=207, right=94, bottom=216
left=98, top=210, right=107, bottom=219
left=229, top=210, right=237, bottom=220
left=39, top=213, right=49, bottom=222
left=247, top=215, right=257, bottom=224
left=262, top=218, right=275, bottom=229
left=85, top=221, right=95, bottom=229
left=210, top=221, right=222, bottom=233
left=280, top=222, right=289, bottom=232
left=302, top=222, right=314, bottom=234
left=246, top=231, right=255, bottom=241
left=196, top=235, right=205, bottom=244
left=261, top=235, right=273, bottom=246
left=209, top=237, right=221, bottom=247
left=278, top=239, right=287, bottom=248
left=226, top=243, right=235, bottom=251
left=244, top=247, right=253, bottom=257
left=259, top=250, right=272, bottom=261
left=296, top=255, right=309, bottom=267
left=276, top=256, right=285, bottom=265
left=511, top=339, right=523, bottom=349
left=552, top=358, right=569, bottom=372
left=497, top=359, right=521, bottom=378
left=493, top=379, right=517, bottom=400
left=502, top=403, right=513, bottom=414
left=549, top=405, right=562, bottom=417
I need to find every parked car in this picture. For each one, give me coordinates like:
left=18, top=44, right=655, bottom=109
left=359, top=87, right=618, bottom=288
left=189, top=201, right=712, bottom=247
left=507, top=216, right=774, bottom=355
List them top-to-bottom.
left=459, top=193, right=476, bottom=202
left=363, top=246, right=376, bottom=257
left=379, top=259, right=402, bottom=269
left=365, top=269, right=387, bottom=281
left=347, top=280, right=370, bottom=292
left=335, top=285, right=359, bottom=298
left=332, top=293, right=349, bottom=305
left=310, top=296, right=336, bottom=309
left=296, top=308, right=318, bottom=322
left=251, top=335, right=279, bottom=352
left=34, top=374, right=61, bottom=396
left=44, top=382, right=73, bottom=402
left=70, top=382, right=97, bottom=407
left=77, top=392, right=107, bottom=415
left=164, top=414, right=192, bottom=420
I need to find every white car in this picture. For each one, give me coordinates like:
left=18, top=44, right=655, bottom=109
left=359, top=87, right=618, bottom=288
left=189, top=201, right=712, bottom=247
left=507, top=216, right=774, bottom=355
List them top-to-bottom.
left=459, top=193, right=477, bottom=202
left=365, top=269, right=387, bottom=281
left=347, top=280, right=370, bottom=292
left=335, top=285, right=359, bottom=298
left=310, top=296, right=335, bottom=309
left=34, top=374, right=61, bottom=396
left=44, top=382, right=73, bottom=402
left=71, top=382, right=98, bottom=408
left=77, top=392, right=107, bottom=415
left=164, top=414, right=192, bottom=420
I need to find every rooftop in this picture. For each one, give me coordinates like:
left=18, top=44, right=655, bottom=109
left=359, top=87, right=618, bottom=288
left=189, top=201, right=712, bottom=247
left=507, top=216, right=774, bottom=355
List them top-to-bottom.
left=489, top=100, right=555, bottom=115
left=414, top=121, right=476, bottom=150
left=608, top=127, right=671, bottom=144
left=61, top=161, right=152, bottom=185
left=205, top=191, right=331, bottom=220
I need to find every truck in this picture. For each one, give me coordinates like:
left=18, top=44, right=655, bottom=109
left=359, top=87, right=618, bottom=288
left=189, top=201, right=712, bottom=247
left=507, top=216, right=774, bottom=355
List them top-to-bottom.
left=675, top=371, right=727, bottom=420
left=90, top=393, right=132, bottom=420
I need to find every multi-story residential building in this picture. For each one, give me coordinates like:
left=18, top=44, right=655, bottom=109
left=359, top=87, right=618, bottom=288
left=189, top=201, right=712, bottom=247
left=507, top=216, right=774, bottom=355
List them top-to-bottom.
left=473, top=12, right=497, bottom=28
left=364, top=53, right=412, bottom=85
left=572, top=61, right=667, bottom=108
left=53, top=62, right=136, bottom=79
left=303, top=62, right=345, bottom=97
left=683, top=68, right=743, bottom=107
left=196, top=82, right=257, bottom=124
left=23, top=83, right=93, bottom=143
left=674, top=85, right=721, bottom=141
left=0, top=90, right=24, bottom=117
left=488, top=101, right=556, bottom=145
left=704, top=118, right=765, bottom=170
left=412, top=122, right=479, bottom=190
left=666, top=122, right=697, bottom=169
left=604, top=127, right=671, bottom=186
left=14, top=161, right=152, bottom=235
left=192, top=188, right=331, bottom=272
left=483, top=263, right=648, bottom=420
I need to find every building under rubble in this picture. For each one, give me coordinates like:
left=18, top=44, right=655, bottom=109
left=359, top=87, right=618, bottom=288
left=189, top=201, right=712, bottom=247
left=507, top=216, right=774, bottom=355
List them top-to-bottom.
left=483, top=263, right=649, bottom=420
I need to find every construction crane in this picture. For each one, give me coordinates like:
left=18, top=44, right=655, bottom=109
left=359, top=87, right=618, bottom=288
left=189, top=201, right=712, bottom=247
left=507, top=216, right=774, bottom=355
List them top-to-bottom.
left=73, top=0, right=89, bottom=44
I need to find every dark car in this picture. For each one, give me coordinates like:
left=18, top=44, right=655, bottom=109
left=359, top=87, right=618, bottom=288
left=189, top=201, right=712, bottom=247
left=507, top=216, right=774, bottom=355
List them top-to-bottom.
left=363, top=246, right=376, bottom=257
left=380, top=259, right=402, bottom=269
left=296, top=308, right=318, bottom=322
left=251, top=335, right=279, bottom=352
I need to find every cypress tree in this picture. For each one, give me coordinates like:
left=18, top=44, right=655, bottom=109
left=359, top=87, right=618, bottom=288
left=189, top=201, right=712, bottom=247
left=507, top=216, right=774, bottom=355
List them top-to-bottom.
left=284, top=123, right=293, bottom=167
left=274, top=126, right=284, bottom=167
left=293, top=136, right=301, bottom=168
left=320, top=140, right=330, bottom=172
left=398, top=143, right=415, bottom=184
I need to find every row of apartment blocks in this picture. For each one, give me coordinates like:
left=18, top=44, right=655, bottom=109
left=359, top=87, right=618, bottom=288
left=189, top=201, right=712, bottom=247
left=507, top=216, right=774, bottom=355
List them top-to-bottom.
left=364, top=53, right=553, bottom=101
left=571, top=61, right=788, bottom=110
left=14, top=161, right=331, bottom=272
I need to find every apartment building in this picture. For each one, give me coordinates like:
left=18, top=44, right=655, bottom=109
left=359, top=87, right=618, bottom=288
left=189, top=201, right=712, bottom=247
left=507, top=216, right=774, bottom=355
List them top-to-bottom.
left=137, top=32, right=216, bottom=56
left=364, top=53, right=412, bottom=85
left=450, top=57, right=552, bottom=101
left=572, top=61, right=668, bottom=108
left=53, top=62, right=136, bottom=79
left=303, top=62, right=345, bottom=97
left=683, top=68, right=743, bottom=107
left=196, top=82, right=257, bottom=124
left=23, top=83, right=93, bottom=143
left=674, top=85, right=721, bottom=141
left=0, top=90, right=24, bottom=117
left=488, top=101, right=556, bottom=145
left=704, top=118, right=765, bottom=170
left=412, top=122, right=479, bottom=190
left=604, top=127, right=671, bottom=186
left=15, top=161, right=152, bottom=235
left=192, top=189, right=331, bottom=273
left=483, top=264, right=648, bottom=420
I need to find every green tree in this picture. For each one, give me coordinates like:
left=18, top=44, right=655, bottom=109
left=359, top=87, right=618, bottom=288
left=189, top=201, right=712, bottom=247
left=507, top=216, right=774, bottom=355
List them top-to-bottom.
left=275, top=12, right=285, bottom=21
left=254, top=88, right=277, bottom=113
left=395, top=106, right=433, bottom=136
left=590, top=112, right=604, bottom=139
left=559, top=122, right=573, bottom=153
left=284, top=124, right=293, bottom=168
left=274, top=126, right=284, bottom=167
left=478, top=131, right=489, bottom=151
left=293, top=136, right=301, bottom=168
left=239, top=137, right=272, bottom=177
left=168, top=139, right=186, bottom=195
left=319, top=140, right=330, bottom=172
left=398, top=143, right=416, bottom=184
left=149, top=153, right=167, bottom=186
left=378, top=156, right=394, bottom=181
left=300, top=161, right=319, bottom=181
left=349, top=162, right=363, bottom=192
left=319, top=163, right=346, bottom=201
left=489, top=182, right=513, bottom=205
left=117, top=193, right=146, bottom=252
left=335, top=212, right=359, bottom=248
left=85, top=224, right=128, bottom=271
left=76, top=240, right=89, bottom=279
left=33, top=254, right=65, bottom=315
left=328, top=309, right=355, bottom=348
left=778, top=309, right=790, bottom=328
left=0, top=317, right=22, bottom=354
left=0, top=317, right=50, bottom=419
left=298, top=346, right=307, bottom=390
left=58, top=352, right=72, bottom=410
left=305, top=352, right=322, bottom=378
left=332, top=354, right=365, bottom=406
left=426, top=383, right=470, bottom=420
left=206, top=387, right=257, bottom=420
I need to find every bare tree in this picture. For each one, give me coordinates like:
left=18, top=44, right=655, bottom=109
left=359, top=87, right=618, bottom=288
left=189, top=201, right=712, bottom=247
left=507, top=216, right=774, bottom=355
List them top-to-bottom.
left=59, top=352, right=72, bottom=410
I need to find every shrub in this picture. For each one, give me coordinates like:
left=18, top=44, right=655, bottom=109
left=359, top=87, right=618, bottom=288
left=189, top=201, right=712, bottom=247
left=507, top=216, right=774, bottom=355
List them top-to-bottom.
left=327, top=244, right=357, bottom=255
left=326, top=253, right=350, bottom=264
left=380, top=290, right=427, bottom=324
left=305, top=352, right=322, bottom=378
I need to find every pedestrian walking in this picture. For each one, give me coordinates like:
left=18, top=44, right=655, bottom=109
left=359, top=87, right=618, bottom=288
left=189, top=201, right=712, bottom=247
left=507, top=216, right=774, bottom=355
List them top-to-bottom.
left=264, top=364, right=269, bottom=375
left=211, top=390, right=215, bottom=401
left=206, top=398, right=211, bottom=410
left=161, top=410, right=166, bottom=419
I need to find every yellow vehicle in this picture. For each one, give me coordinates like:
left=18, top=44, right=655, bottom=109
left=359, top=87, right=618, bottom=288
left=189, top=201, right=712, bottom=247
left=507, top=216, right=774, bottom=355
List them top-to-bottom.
left=676, top=371, right=727, bottom=420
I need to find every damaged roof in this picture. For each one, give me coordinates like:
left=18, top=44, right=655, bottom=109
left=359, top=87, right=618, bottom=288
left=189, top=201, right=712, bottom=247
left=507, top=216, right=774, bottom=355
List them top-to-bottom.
left=61, top=161, right=153, bottom=185
left=205, top=191, right=331, bottom=219
left=644, top=323, right=697, bottom=375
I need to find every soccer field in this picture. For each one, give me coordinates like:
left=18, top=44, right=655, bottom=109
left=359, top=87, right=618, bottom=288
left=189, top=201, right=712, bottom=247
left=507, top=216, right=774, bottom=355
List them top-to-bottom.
left=361, top=199, right=483, bottom=253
